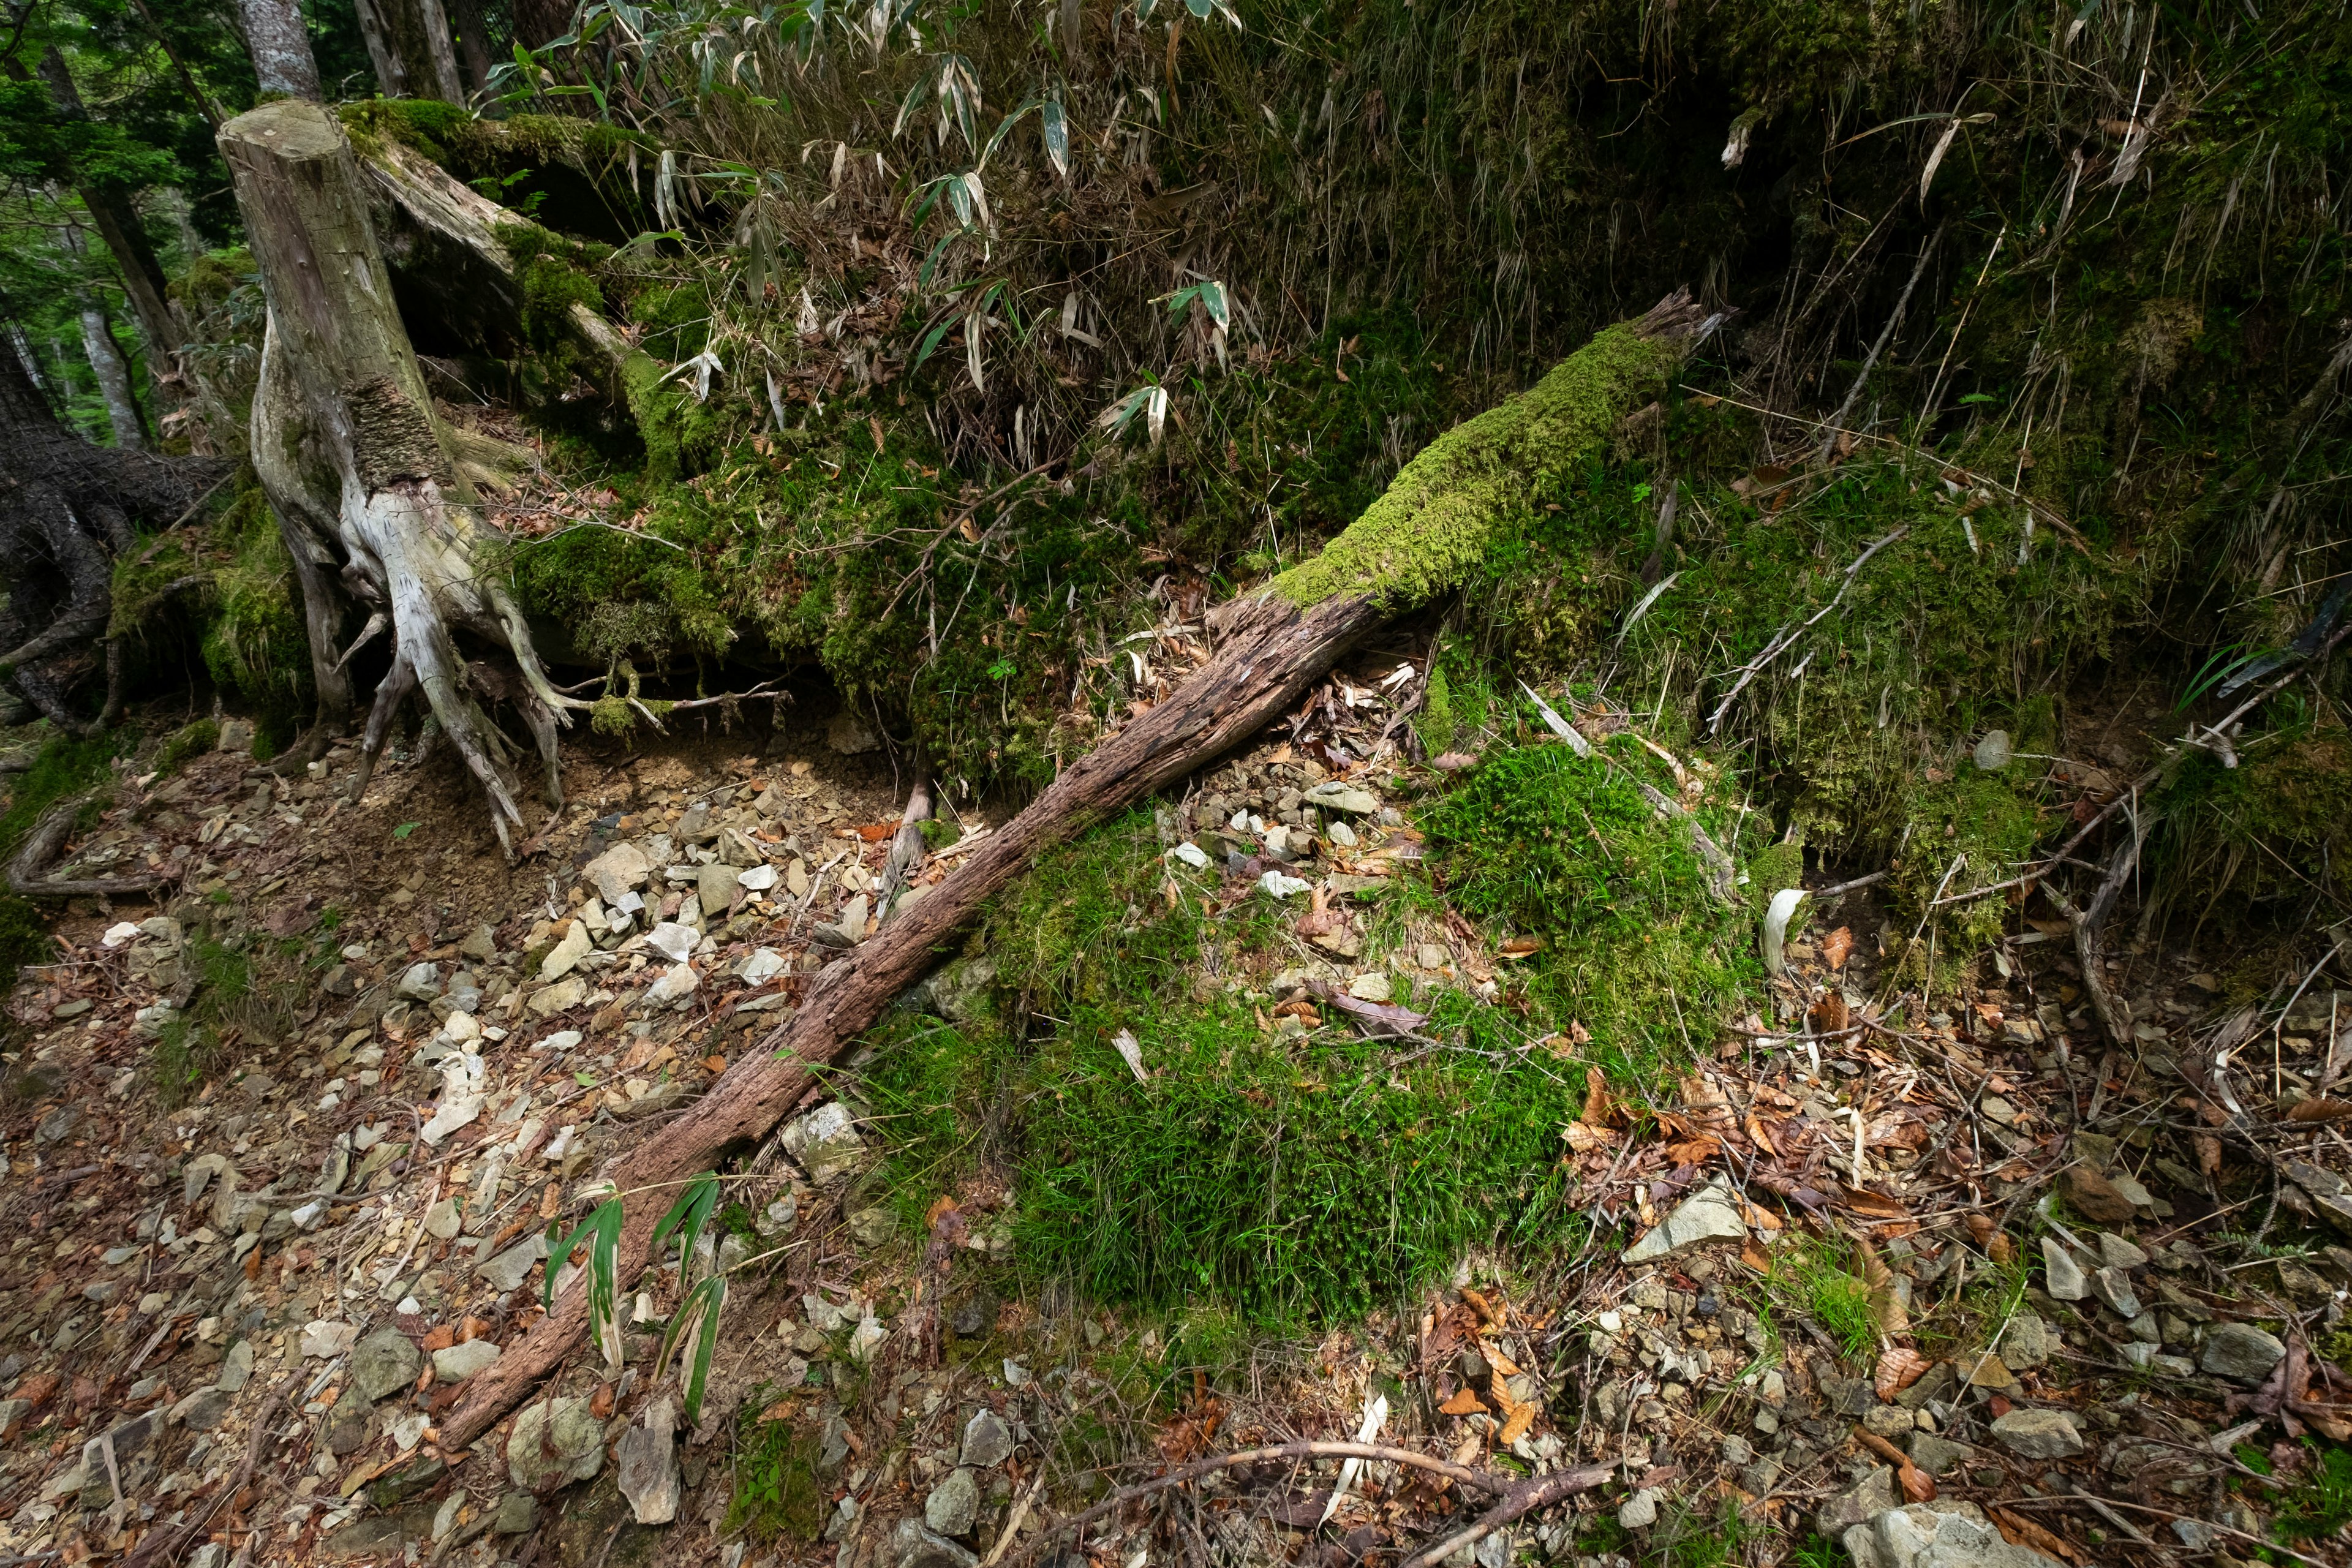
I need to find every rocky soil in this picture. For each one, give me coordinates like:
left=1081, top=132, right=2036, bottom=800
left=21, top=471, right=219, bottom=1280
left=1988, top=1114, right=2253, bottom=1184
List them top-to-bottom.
left=0, top=685, right=2346, bottom=1568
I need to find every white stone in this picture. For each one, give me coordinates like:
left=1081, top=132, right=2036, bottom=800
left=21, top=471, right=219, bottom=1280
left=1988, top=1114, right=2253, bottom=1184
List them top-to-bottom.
left=1169, top=842, right=1210, bottom=869
left=738, top=862, right=779, bottom=892
left=1257, top=870, right=1311, bottom=899
left=538, top=922, right=595, bottom=982
left=646, top=922, right=698, bottom=964
left=739, top=947, right=786, bottom=984
left=644, top=963, right=700, bottom=1006
left=1623, top=1178, right=1749, bottom=1262
left=300, top=1319, right=360, bottom=1360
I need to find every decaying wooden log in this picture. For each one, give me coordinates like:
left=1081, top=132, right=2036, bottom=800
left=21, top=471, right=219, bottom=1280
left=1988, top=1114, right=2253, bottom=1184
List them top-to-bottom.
left=442, top=287, right=1720, bottom=1449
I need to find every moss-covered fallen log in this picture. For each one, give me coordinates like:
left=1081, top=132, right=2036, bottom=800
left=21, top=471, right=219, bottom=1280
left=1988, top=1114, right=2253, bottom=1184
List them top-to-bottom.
left=440, top=287, right=1716, bottom=1450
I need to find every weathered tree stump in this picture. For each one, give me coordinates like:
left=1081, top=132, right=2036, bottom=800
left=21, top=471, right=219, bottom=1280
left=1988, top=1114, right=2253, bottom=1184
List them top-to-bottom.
left=221, top=97, right=571, bottom=848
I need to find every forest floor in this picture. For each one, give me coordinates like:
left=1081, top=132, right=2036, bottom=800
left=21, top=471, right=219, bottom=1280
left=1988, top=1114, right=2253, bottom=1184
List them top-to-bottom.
left=0, top=662, right=2348, bottom=1568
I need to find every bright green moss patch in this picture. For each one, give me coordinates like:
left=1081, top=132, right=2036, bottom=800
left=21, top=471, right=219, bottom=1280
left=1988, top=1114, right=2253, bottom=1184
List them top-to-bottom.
left=1264, top=323, right=1686, bottom=610
left=1423, top=746, right=1706, bottom=936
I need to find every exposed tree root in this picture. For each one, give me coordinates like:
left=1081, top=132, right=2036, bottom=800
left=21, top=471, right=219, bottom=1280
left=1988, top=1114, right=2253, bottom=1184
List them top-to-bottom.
left=8, top=798, right=168, bottom=900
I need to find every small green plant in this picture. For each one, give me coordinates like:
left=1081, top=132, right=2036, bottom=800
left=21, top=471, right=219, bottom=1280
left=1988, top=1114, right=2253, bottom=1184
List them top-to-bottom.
left=0, top=894, right=52, bottom=997
left=546, top=1170, right=729, bottom=1419
left=1781, top=1243, right=1877, bottom=1363
left=725, top=1403, right=826, bottom=1542
left=2274, top=1444, right=2352, bottom=1541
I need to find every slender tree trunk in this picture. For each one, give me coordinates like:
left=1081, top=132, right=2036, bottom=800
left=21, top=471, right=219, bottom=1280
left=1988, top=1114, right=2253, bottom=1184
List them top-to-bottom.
left=234, top=0, right=323, bottom=100
left=352, top=0, right=466, bottom=101
left=446, top=0, right=495, bottom=94
left=511, top=0, right=575, bottom=48
left=32, top=51, right=183, bottom=373
left=221, top=98, right=572, bottom=850
left=441, top=288, right=1717, bottom=1450
left=80, top=306, right=144, bottom=451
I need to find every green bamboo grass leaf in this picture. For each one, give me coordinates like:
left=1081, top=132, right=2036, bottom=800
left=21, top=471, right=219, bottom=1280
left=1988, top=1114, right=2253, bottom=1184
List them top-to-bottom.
left=651, top=1171, right=721, bottom=1266
left=544, top=1193, right=626, bottom=1370
left=658, top=1275, right=729, bottom=1423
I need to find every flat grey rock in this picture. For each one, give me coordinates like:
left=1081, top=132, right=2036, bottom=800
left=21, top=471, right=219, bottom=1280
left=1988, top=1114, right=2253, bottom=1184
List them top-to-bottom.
left=1624, top=1177, right=1747, bottom=1262
left=476, top=1233, right=548, bottom=1293
left=2039, top=1236, right=2087, bottom=1300
left=2003, top=1312, right=2056, bottom=1370
left=2199, top=1322, right=2286, bottom=1381
left=350, top=1327, right=421, bottom=1402
left=431, top=1340, right=502, bottom=1383
left=616, top=1395, right=680, bottom=1525
left=507, top=1396, right=603, bottom=1490
left=961, top=1409, right=1013, bottom=1468
left=1990, top=1409, right=2082, bottom=1460
left=1907, top=1433, right=1975, bottom=1477
left=925, top=1466, right=981, bottom=1537
left=1817, top=1468, right=1899, bottom=1537
left=494, top=1493, right=537, bottom=1534
left=1844, top=1502, right=2069, bottom=1568
left=893, top=1518, right=978, bottom=1568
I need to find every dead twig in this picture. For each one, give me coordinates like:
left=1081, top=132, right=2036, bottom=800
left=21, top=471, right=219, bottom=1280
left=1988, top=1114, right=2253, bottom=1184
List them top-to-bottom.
left=1003, top=1443, right=1527, bottom=1566
left=1395, top=1463, right=1618, bottom=1568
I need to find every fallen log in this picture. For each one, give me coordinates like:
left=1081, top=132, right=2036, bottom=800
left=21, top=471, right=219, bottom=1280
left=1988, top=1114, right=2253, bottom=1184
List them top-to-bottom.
left=441, top=287, right=1719, bottom=1450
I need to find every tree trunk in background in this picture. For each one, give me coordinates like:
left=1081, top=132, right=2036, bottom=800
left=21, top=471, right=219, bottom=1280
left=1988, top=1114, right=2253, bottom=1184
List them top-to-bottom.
left=234, top=0, right=323, bottom=100
left=352, top=0, right=466, bottom=101
left=446, top=0, right=494, bottom=95
left=511, top=0, right=575, bottom=49
left=31, top=51, right=183, bottom=377
left=221, top=98, right=570, bottom=845
left=440, top=288, right=1718, bottom=1451
left=78, top=306, right=144, bottom=451
left=0, top=324, right=216, bottom=731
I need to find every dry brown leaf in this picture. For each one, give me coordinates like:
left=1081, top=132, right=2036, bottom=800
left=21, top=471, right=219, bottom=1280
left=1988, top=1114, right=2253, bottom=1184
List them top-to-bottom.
left=1821, top=926, right=1854, bottom=970
left=1809, top=991, right=1851, bottom=1033
left=1581, top=1065, right=1616, bottom=1128
left=2288, top=1097, right=2352, bottom=1123
left=1665, top=1136, right=1722, bottom=1167
left=1965, top=1213, right=1994, bottom=1246
left=1988, top=1233, right=2015, bottom=1265
left=1858, top=1239, right=1911, bottom=1340
left=1740, top=1240, right=1773, bottom=1272
left=1484, top=1346, right=1523, bottom=1378
left=1874, top=1346, right=1930, bottom=1400
left=1962, top=1352, right=2018, bottom=1390
left=1437, top=1386, right=1487, bottom=1417
left=1496, top=1401, right=1536, bottom=1446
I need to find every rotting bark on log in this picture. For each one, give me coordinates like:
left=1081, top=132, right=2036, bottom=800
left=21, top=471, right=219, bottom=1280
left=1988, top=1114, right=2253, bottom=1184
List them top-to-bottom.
left=441, top=288, right=1717, bottom=1450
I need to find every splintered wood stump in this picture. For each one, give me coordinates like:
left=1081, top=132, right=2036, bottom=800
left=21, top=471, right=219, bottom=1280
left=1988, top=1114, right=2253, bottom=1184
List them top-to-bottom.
left=221, top=99, right=573, bottom=846
left=441, top=288, right=1718, bottom=1450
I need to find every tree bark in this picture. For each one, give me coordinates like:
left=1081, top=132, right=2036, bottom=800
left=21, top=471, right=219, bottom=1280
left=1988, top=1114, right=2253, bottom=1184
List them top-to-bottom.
left=235, top=0, right=323, bottom=100
left=352, top=0, right=466, bottom=102
left=445, top=0, right=495, bottom=95
left=511, top=0, right=575, bottom=49
left=220, top=98, right=574, bottom=853
left=440, top=288, right=1717, bottom=1451
left=80, top=306, right=145, bottom=451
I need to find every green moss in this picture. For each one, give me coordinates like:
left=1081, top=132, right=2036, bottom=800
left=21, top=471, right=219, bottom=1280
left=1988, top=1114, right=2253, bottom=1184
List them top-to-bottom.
left=1264, top=322, right=1687, bottom=610
left=197, top=492, right=311, bottom=733
left=1416, top=662, right=1457, bottom=756
left=151, top=720, right=219, bottom=778
left=2152, top=728, right=2352, bottom=930
left=0, top=731, right=127, bottom=859
left=1423, top=745, right=1705, bottom=937
left=1881, top=772, right=2047, bottom=981
left=0, top=894, right=53, bottom=996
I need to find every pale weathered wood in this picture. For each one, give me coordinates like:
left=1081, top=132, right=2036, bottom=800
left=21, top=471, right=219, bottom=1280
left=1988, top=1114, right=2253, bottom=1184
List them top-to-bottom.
left=221, top=98, right=573, bottom=848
